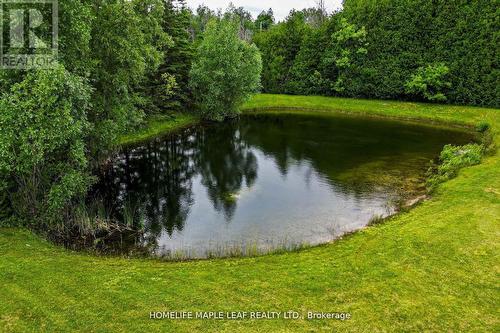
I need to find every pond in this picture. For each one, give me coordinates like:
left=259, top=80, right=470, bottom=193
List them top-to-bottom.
left=90, top=112, right=475, bottom=258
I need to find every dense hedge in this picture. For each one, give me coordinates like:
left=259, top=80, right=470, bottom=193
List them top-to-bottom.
left=254, top=0, right=499, bottom=107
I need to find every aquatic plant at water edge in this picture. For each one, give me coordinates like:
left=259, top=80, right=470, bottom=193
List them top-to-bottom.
left=427, top=144, right=483, bottom=192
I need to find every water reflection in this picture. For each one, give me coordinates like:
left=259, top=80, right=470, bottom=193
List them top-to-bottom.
left=90, top=112, right=474, bottom=257
left=195, top=126, right=258, bottom=221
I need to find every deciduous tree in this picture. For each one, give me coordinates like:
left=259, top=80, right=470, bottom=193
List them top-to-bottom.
left=190, top=19, right=262, bottom=121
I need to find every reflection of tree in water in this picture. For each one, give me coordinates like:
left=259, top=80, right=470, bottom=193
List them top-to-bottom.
left=91, top=113, right=471, bottom=241
left=238, top=113, right=474, bottom=205
left=239, top=114, right=427, bottom=199
left=91, top=122, right=259, bottom=238
left=194, top=122, right=258, bottom=221
left=91, top=129, right=198, bottom=242
left=139, top=133, right=197, bottom=239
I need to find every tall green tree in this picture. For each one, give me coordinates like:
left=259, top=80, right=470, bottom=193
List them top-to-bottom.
left=0, top=0, right=173, bottom=229
left=88, top=0, right=170, bottom=161
left=150, top=0, right=193, bottom=112
left=254, top=0, right=499, bottom=107
left=342, top=0, right=499, bottom=106
left=189, top=4, right=217, bottom=40
left=224, top=4, right=255, bottom=41
left=253, top=11, right=309, bottom=93
left=323, top=17, right=368, bottom=94
left=189, top=19, right=262, bottom=121
left=287, top=23, right=331, bottom=95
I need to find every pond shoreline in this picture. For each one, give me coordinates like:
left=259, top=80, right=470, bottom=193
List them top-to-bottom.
left=62, top=96, right=485, bottom=260
left=119, top=98, right=484, bottom=149
left=242, top=106, right=478, bottom=132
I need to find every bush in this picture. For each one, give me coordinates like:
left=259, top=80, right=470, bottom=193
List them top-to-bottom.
left=190, top=18, right=262, bottom=121
left=405, top=63, right=451, bottom=102
left=0, top=66, right=93, bottom=227
left=476, top=122, right=490, bottom=133
left=427, top=144, right=483, bottom=192
left=0, top=182, right=12, bottom=222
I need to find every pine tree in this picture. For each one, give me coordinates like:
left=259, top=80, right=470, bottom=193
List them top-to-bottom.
left=152, top=0, right=194, bottom=112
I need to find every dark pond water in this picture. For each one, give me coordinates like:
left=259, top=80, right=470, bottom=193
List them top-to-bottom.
left=90, top=112, right=474, bottom=258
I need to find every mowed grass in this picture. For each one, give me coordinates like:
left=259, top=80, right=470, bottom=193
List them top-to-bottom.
left=1, top=94, right=499, bottom=332
left=244, top=94, right=497, bottom=128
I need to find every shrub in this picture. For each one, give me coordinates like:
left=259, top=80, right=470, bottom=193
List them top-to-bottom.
left=405, top=63, right=451, bottom=102
left=0, top=66, right=93, bottom=227
left=476, top=122, right=490, bottom=133
left=427, top=144, right=483, bottom=192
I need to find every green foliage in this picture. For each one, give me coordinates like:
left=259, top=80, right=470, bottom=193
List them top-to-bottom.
left=0, top=0, right=175, bottom=230
left=57, top=0, right=93, bottom=75
left=88, top=0, right=170, bottom=160
left=150, top=0, right=193, bottom=112
left=254, top=0, right=499, bottom=107
left=343, top=0, right=499, bottom=106
left=189, top=4, right=217, bottom=40
left=223, top=4, right=256, bottom=41
left=255, top=8, right=275, bottom=31
left=253, top=11, right=310, bottom=93
left=255, top=14, right=368, bottom=96
left=326, top=18, right=368, bottom=94
left=190, top=19, right=262, bottom=121
left=286, top=25, right=330, bottom=95
left=405, top=63, right=451, bottom=102
left=0, top=66, right=93, bottom=225
left=476, top=122, right=491, bottom=133
left=427, top=144, right=483, bottom=192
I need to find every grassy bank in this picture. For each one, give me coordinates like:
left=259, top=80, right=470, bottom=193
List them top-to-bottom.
left=1, top=94, right=499, bottom=332
left=243, top=94, right=496, bottom=129
left=119, top=113, right=199, bottom=146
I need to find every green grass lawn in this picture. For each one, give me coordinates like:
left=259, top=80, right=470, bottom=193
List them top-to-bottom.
left=1, top=94, right=499, bottom=332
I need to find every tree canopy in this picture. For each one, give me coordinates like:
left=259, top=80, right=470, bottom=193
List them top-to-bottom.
left=254, top=0, right=499, bottom=107
left=189, top=19, right=262, bottom=121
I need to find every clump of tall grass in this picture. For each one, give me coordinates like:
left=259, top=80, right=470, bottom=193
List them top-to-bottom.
left=476, top=122, right=490, bottom=134
left=477, top=124, right=496, bottom=155
left=47, top=199, right=143, bottom=254
left=367, top=214, right=386, bottom=226
left=155, top=239, right=311, bottom=261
